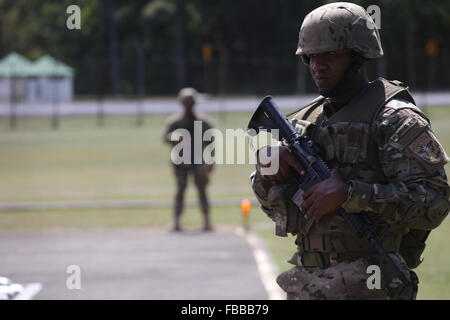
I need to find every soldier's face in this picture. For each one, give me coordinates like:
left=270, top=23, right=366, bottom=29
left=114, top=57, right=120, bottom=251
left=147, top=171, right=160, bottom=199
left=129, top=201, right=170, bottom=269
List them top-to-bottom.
left=308, top=49, right=352, bottom=89
left=182, top=98, right=195, bottom=113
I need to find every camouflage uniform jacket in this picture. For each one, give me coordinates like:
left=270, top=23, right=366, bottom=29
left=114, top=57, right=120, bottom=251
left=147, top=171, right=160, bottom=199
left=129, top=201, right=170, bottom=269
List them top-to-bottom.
left=250, top=78, right=450, bottom=299
left=163, top=112, right=214, bottom=168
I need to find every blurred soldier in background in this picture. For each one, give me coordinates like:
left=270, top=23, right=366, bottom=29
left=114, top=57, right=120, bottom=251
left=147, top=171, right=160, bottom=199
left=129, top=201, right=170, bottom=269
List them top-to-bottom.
left=251, top=2, right=449, bottom=299
left=164, top=87, right=214, bottom=232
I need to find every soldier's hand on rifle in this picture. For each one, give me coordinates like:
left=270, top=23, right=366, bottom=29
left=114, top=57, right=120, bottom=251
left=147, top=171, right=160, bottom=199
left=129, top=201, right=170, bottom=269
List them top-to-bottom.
left=257, top=146, right=305, bottom=182
left=300, top=169, right=349, bottom=222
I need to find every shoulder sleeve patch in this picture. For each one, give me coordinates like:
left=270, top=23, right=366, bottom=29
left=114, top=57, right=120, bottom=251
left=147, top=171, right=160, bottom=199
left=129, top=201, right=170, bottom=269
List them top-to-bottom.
left=408, top=130, right=449, bottom=166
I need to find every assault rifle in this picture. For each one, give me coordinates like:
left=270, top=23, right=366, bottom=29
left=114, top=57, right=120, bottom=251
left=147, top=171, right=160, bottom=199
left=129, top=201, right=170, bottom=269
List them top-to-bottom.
left=248, top=96, right=410, bottom=285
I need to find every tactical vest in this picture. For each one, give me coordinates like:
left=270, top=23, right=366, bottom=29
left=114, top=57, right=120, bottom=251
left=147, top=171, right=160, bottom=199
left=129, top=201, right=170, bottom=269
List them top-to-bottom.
left=290, top=78, right=426, bottom=268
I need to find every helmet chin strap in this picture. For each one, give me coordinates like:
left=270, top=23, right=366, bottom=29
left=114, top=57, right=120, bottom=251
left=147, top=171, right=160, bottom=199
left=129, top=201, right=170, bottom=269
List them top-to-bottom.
left=318, top=53, right=367, bottom=99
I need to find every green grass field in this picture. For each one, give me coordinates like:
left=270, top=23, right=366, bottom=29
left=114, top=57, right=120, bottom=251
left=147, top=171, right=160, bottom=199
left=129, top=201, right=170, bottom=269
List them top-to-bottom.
left=0, top=106, right=449, bottom=299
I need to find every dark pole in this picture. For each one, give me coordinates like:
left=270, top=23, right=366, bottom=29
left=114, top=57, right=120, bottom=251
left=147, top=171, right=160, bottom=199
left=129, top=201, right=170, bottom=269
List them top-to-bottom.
left=102, top=0, right=120, bottom=95
left=175, top=0, right=186, bottom=89
left=405, top=7, right=416, bottom=90
left=424, top=38, right=438, bottom=116
left=135, top=41, right=145, bottom=127
left=202, top=43, right=213, bottom=94
left=217, top=43, right=229, bottom=125
left=425, top=55, right=436, bottom=116
left=96, top=57, right=105, bottom=128
left=9, top=60, right=18, bottom=130
left=203, top=60, right=210, bottom=94
left=9, top=75, right=17, bottom=130
left=51, top=75, right=59, bottom=130
left=97, top=99, right=104, bottom=128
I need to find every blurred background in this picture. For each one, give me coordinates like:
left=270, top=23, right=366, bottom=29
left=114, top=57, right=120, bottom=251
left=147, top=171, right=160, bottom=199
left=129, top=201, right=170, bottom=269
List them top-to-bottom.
left=0, top=0, right=448, bottom=300
left=1, top=0, right=450, bottom=97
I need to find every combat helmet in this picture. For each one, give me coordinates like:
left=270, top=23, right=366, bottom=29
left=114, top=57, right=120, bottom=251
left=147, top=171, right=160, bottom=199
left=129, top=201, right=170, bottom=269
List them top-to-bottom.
left=296, top=2, right=383, bottom=64
left=178, top=87, right=198, bottom=103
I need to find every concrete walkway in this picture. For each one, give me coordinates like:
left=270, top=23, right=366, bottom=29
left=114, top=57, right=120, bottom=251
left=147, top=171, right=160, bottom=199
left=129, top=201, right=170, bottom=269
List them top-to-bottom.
left=0, top=227, right=284, bottom=300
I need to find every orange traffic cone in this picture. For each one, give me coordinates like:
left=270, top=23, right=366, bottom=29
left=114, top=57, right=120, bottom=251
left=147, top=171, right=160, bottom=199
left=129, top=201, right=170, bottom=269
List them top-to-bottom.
left=240, top=198, right=251, bottom=231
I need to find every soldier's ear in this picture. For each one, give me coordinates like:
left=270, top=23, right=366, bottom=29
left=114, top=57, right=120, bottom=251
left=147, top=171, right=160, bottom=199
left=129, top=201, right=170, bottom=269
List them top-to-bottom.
left=350, top=51, right=368, bottom=73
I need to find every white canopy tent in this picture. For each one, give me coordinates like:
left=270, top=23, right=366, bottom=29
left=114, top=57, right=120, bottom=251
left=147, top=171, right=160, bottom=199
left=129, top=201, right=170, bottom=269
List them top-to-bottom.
left=0, top=52, right=75, bottom=102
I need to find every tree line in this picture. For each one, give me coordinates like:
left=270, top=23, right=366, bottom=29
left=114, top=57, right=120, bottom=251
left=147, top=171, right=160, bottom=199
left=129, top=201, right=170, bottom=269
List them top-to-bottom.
left=0, top=0, right=449, bottom=96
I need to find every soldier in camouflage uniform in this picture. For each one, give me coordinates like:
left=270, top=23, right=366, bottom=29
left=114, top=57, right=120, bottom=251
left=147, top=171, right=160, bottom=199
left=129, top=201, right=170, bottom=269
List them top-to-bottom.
left=251, top=2, right=449, bottom=299
left=164, top=87, right=214, bottom=232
